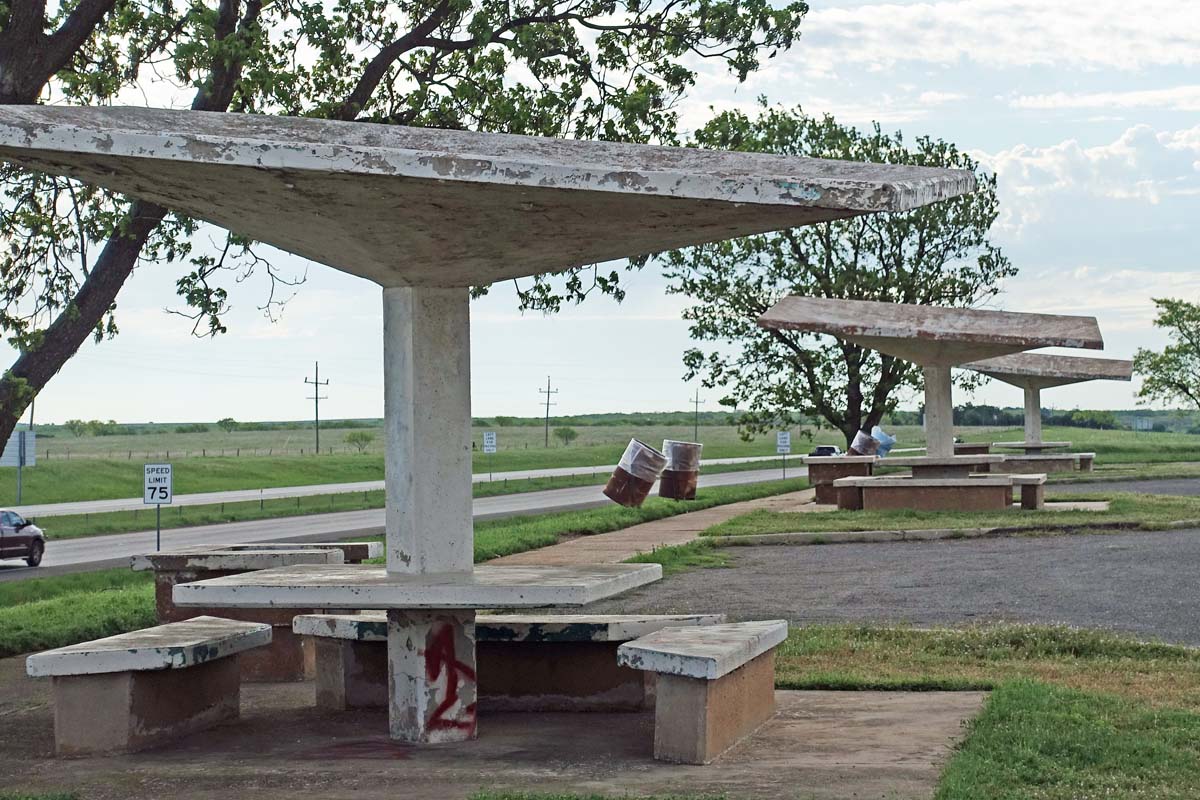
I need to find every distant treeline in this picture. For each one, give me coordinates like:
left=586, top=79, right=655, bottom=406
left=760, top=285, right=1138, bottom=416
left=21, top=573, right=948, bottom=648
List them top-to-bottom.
left=32, top=407, right=1200, bottom=438
left=475, top=411, right=742, bottom=427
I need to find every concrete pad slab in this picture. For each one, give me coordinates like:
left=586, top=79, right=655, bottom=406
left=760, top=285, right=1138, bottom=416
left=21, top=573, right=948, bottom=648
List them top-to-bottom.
left=0, top=682, right=985, bottom=800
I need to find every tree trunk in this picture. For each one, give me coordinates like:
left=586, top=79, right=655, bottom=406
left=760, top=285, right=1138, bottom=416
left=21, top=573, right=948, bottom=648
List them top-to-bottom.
left=0, top=0, right=258, bottom=447
left=0, top=200, right=168, bottom=444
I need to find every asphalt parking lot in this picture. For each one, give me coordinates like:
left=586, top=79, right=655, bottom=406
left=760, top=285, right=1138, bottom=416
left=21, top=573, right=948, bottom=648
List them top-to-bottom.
left=1050, top=477, right=1200, bottom=497
left=585, top=527, right=1200, bottom=646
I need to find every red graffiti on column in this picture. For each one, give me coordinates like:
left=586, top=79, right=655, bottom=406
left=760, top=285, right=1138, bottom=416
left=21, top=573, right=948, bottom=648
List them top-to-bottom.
left=425, top=623, right=477, bottom=731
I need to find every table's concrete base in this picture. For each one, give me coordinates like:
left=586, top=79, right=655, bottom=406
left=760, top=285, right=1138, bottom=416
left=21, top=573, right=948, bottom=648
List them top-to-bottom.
left=805, top=458, right=876, bottom=504
left=388, top=609, right=478, bottom=744
left=313, top=637, right=652, bottom=713
left=653, top=650, right=776, bottom=765
left=50, top=656, right=240, bottom=756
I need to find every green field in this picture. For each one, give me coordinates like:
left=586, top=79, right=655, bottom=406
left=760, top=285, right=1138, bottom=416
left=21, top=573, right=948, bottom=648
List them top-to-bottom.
left=32, top=422, right=878, bottom=460
left=0, top=423, right=889, bottom=505
left=7, top=424, right=1191, bottom=508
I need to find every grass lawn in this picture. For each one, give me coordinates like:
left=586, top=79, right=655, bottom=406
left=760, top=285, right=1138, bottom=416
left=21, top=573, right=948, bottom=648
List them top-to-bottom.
left=961, top=426, right=1200, bottom=465
left=0, top=479, right=808, bottom=658
left=703, top=492, right=1200, bottom=538
left=626, top=539, right=733, bottom=575
left=0, top=568, right=154, bottom=658
left=781, top=624, right=1200, bottom=799
left=938, top=680, right=1200, bottom=800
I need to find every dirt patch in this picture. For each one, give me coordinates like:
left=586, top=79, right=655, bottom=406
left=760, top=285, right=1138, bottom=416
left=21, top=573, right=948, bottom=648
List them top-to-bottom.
left=0, top=670, right=982, bottom=800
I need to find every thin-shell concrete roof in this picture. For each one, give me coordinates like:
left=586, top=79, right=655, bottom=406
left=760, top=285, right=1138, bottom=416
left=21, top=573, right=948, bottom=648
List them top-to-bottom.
left=0, top=106, right=976, bottom=288
left=757, top=296, right=1104, bottom=366
left=961, top=353, right=1133, bottom=389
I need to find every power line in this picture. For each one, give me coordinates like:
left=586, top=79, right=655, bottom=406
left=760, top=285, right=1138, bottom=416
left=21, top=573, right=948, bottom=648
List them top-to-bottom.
left=304, top=361, right=329, bottom=454
left=539, top=376, right=558, bottom=448
left=690, top=387, right=705, bottom=442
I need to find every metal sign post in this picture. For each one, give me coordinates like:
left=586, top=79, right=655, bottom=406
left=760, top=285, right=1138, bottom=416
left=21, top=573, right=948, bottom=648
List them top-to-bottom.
left=1, top=430, right=36, bottom=505
left=482, top=431, right=497, bottom=481
left=776, top=431, right=791, bottom=479
left=144, top=463, right=173, bottom=551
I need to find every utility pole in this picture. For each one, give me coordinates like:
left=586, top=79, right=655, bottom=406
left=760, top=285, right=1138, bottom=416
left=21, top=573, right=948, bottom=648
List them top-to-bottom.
left=304, top=362, right=329, bottom=455
left=539, top=376, right=558, bottom=448
left=690, top=387, right=705, bottom=442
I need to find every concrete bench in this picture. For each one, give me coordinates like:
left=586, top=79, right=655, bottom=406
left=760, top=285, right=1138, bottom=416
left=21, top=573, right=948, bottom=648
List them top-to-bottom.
left=1077, top=452, right=1095, bottom=472
left=1005, top=473, right=1047, bottom=510
left=132, top=542, right=382, bottom=682
left=294, top=613, right=725, bottom=712
left=25, top=616, right=270, bottom=755
left=617, top=619, right=787, bottom=765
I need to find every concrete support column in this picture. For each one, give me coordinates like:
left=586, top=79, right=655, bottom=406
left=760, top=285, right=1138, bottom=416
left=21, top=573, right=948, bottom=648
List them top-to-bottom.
left=382, top=286, right=473, bottom=575
left=923, top=365, right=954, bottom=458
left=1023, top=385, right=1043, bottom=445
left=388, top=609, right=478, bottom=743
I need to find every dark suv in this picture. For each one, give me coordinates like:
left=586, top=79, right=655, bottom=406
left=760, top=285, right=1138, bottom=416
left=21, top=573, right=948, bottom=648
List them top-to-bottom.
left=0, top=510, right=45, bottom=567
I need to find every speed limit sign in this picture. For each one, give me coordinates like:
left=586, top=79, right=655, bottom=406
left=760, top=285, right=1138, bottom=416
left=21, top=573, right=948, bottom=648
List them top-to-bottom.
left=144, top=463, right=173, bottom=505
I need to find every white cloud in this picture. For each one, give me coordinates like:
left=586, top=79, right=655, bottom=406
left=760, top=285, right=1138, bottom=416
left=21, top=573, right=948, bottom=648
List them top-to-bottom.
left=798, top=1, right=1200, bottom=70
left=1011, top=86, right=1200, bottom=112
left=918, top=91, right=967, bottom=106
left=976, top=123, right=1200, bottom=233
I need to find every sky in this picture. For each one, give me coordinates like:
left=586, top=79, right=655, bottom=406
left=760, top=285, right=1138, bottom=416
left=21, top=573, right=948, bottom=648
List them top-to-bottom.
left=13, top=0, right=1200, bottom=425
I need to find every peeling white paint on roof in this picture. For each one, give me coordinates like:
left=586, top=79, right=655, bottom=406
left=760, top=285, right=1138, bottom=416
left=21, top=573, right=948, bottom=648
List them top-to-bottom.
left=0, top=106, right=976, bottom=288
left=758, top=296, right=1105, bottom=366
left=962, top=353, right=1133, bottom=389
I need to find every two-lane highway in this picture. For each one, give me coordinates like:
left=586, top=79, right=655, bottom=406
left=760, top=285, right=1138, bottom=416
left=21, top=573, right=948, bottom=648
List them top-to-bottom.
left=15, top=456, right=786, bottom=518
left=0, top=466, right=803, bottom=580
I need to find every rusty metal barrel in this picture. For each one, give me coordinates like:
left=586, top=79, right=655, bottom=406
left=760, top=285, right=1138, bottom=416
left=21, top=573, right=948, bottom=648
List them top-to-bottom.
left=604, top=439, right=668, bottom=507
left=658, top=440, right=703, bottom=500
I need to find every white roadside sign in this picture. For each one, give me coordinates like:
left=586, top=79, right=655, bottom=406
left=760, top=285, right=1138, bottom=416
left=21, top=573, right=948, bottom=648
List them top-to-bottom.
left=482, top=431, right=497, bottom=454
left=776, top=431, right=791, bottom=455
left=144, top=463, right=173, bottom=505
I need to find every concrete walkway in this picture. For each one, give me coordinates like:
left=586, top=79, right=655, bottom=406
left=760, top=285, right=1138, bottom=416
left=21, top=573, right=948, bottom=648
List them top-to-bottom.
left=493, top=488, right=815, bottom=566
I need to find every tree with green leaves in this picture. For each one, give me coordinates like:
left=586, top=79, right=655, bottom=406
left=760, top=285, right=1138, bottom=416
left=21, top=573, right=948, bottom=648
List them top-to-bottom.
left=0, top=0, right=807, bottom=445
left=663, top=103, right=1015, bottom=448
left=1133, top=298, right=1200, bottom=411
left=552, top=425, right=578, bottom=446
left=345, top=429, right=375, bottom=453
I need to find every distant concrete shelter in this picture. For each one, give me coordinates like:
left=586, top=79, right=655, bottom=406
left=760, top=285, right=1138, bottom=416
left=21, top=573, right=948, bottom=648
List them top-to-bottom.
left=0, top=105, right=976, bottom=744
left=757, top=297, right=1106, bottom=458
left=962, top=353, right=1133, bottom=448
